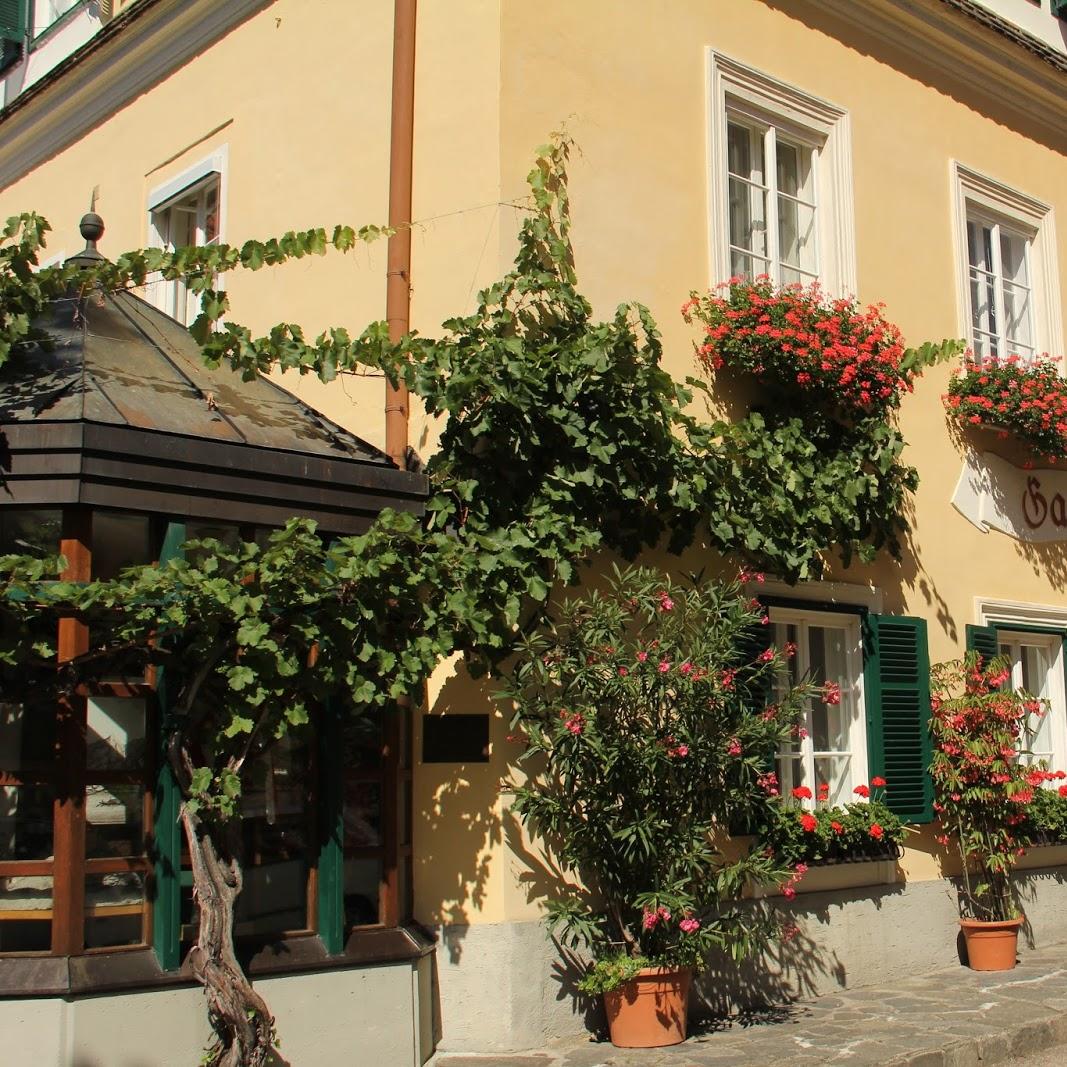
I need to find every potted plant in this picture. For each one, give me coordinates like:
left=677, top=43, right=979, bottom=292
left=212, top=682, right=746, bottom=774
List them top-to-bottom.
left=504, top=566, right=821, bottom=1047
left=929, top=652, right=1047, bottom=970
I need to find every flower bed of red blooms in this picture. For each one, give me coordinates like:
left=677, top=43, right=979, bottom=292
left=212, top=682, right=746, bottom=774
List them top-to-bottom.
left=682, top=278, right=912, bottom=419
left=944, top=354, right=1067, bottom=461
left=929, top=654, right=1053, bottom=921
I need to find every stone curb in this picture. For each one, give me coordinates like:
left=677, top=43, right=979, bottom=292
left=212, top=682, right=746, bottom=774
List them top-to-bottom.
left=885, top=1010, right=1067, bottom=1067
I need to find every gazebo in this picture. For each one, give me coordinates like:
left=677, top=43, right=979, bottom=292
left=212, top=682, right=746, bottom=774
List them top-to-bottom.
left=0, top=215, right=431, bottom=1050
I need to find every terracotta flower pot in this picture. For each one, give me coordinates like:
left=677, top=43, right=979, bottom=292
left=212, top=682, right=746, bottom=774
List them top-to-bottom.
left=959, top=916, right=1024, bottom=971
left=603, top=966, right=691, bottom=1048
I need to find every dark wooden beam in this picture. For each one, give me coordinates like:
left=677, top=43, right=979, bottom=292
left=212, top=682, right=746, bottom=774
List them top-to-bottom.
left=51, top=506, right=91, bottom=956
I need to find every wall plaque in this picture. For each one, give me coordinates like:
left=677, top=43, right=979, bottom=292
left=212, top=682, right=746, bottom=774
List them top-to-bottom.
left=952, top=451, right=1067, bottom=542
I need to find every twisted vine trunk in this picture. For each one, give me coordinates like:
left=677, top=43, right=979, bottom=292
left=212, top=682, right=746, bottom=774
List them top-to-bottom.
left=172, top=745, right=275, bottom=1066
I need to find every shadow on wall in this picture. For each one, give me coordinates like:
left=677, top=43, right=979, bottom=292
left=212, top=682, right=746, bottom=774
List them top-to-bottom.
left=762, top=0, right=1063, bottom=154
left=415, top=664, right=504, bottom=967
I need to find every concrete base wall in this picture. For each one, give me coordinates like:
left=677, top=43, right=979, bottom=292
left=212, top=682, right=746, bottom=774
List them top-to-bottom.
left=431, top=865, right=1067, bottom=1054
left=0, top=957, right=432, bottom=1067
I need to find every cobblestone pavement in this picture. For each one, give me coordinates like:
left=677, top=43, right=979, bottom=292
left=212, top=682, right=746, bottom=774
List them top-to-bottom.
left=431, top=942, right=1067, bottom=1067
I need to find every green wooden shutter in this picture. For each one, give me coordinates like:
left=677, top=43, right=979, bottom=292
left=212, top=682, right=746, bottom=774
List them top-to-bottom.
left=0, top=0, right=26, bottom=42
left=1052, top=0, right=1066, bottom=20
left=152, top=522, right=185, bottom=972
left=863, top=614, right=935, bottom=823
left=738, top=619, right=775, bottom=713
left=965, top=624, right=999, bottom=665
left=316, top=700, right=345, bottom=955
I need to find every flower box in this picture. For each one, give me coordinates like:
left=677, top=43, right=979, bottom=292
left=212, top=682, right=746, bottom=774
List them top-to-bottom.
left=945, top=355, right=1067, bottom=462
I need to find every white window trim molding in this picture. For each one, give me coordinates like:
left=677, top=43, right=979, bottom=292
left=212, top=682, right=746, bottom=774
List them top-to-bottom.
left=705, top=51, right=857, bottom=297
left=146, top=143, right=228, bottom=239
left=145, top=144, right=227, bottom=321
left=148, top=146, right=227, bottom=216
left=951, top=161, right=1064, bottom=366
left=753, top=577, right=883, bottom=615
left=976, top=596, right=1067, bottom=631
left=975, top=597, right=1067, bottom=774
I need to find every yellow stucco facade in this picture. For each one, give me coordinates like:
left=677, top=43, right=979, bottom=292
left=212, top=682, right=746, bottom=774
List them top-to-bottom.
left=2, top=2, right=1067, bottom=1042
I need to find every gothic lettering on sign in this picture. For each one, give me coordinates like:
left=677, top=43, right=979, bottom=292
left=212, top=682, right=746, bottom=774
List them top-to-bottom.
left=1023, top=476, right=1048, bottom=529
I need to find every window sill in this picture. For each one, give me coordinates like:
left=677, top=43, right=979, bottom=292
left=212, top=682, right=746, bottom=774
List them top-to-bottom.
left=0, top=924, right=434, bottom=998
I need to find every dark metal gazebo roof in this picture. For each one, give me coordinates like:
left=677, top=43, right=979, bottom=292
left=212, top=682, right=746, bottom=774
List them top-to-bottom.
left=0, top=218, right=426, bottom=533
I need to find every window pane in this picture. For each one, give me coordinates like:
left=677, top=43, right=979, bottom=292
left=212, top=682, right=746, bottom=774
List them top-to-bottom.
left=727, top=122, right=764, bottom=183
left=775, top=140, right=813, bottom=201
left=728, top=177, right=768, bottom=260
left=203, top=185, right=220, bottom=246
left=778, top=196, right=817, bottom=277
left=967, top=220, right=994, bottom=272
left=1000, top=231, right=1030, bottom=287
left=729, top=249, right=770, bottom=281
left=970, top=269, right=998, bottom=355
left=1002, top=281, right=1033, bottom=354
left=0, top=509, right=61, bottom=557
left=92, top=513, right=152, bottom=579
left=809, top=626, right=850, bottom=754
left=1020, top=644, right=1054, bottom=764
left=87, top=698, right=146, bottom=771
left=0, top=701, right=56, bottom=771
left=236, top=734, right=310, bottom=934
left=776, top=755, right=807, bottom=801
left=814, top=755, right=851, bottom=806
left=344, top=780, right=381, bottom=848
left=86, top=784, right=144, bottom=858
left=0, top=785, right=53, bottom=861
left=345, top=857, right=381, bottom=926
left=84, top=871, right=145, bottom=949
left=0, top=873, right=51, bottom=952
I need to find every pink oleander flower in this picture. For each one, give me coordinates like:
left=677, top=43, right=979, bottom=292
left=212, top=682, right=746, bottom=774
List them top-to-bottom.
left=658, top=592, right=675, bottom=612
left=636, top=651, right=648, bottom=662
left=658, top=660, right=671, bottom=673
left=822, top=681, right=842, bottom=706
left=727, top=738, right=743, bottom=756
left=679, top=917, right=701, bottom=934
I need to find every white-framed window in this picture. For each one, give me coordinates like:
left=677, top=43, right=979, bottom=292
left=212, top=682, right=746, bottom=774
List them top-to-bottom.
left=707, top=52, right=856, bottom=295
left=146, top=148, right=227, bottom=326
left=953, top=163, right=1063, bottom=368
left=770, top=607, right=868, bottom=807
left=997, top=631, right=1067, bottom=770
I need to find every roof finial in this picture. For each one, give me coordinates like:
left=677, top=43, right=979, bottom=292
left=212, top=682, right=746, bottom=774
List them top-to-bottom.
left=79, top=212, right=105, bottom=255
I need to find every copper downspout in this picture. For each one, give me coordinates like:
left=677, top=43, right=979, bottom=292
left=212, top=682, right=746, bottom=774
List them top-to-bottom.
left=384, top=0, right=417, bottom=470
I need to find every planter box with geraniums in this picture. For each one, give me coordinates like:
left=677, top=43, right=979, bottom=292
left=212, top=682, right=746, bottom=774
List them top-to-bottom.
left=944, top=353, right=1067, bottom=463
left=503, top=566, right=825, bottom=1048
left=929, top=652, right=1049, bottom=970
left=755, top=780, right=908, bottom=878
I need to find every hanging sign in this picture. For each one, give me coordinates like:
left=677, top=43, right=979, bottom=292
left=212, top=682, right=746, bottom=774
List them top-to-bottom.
left=952, top=452, right=1067, bottom=542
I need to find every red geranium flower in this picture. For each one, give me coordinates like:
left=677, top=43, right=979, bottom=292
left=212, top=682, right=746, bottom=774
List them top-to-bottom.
left=799, top=813, right=818, bottom=832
